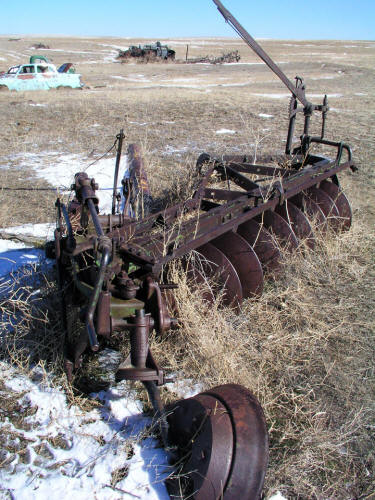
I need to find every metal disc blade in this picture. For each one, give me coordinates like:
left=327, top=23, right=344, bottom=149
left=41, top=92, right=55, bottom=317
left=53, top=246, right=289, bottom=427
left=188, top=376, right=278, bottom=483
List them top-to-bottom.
left=319, top=179, right=352, bottom=230
left=307, top=186, right=340, bottom=230
left=291, top=192, right=328, bottom=230
left=275, top=200, right=315, bottom=249
left=255, top=210, right=299, bottom=251
left=237, top=219, right=282, bottom=273
left=213, top=232, right=264, bottom=298
left=197, top=242, right=243, bottom=306
left=167, top=384, right=268, bottom=500
left=203, top=384, right=268, bottom=500
left=171, top=394, right=234, bottom=500
left=167, top=395, right=233, bottom=500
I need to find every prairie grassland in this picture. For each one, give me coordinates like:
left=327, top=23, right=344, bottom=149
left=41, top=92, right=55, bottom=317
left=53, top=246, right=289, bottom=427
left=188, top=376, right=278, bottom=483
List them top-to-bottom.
left=0, top=35, right=374, bottom=498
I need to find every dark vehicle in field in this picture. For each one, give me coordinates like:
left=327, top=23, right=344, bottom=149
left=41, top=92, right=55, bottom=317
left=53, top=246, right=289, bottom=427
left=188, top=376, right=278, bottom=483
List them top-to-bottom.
left=118, top=41, right=175, bottom=61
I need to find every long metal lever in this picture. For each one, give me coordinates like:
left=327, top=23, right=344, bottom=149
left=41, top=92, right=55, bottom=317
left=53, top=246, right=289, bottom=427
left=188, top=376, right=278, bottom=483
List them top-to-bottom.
left=212, top=0, right=309, bottom=107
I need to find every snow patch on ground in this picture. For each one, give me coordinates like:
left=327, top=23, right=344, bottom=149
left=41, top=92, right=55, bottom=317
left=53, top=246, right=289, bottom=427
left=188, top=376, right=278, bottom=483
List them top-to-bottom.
left=160, top=39, right=230, bottom=46
left=98, top=43, right=127, bottom=50
left=39, top=49, right=100, bottom=55
left=224, top=61, right=262, bottom=66
left=121, top=73, right=151, bottom=83
left=310, top=75, right=337, bottom=80
left=123, top=77, right=152, bottom=83
left=162, top=77, right=200, bottom=83
left=122, top=79, right=252, bottom=90
left=221, top=81, right=251, bottom=87
left=252, top=93, right=291, bottom=99
left=310, top=93, right=343, bottom=98
left=129, top=121, right=150, bottom=126
left=216, top=129, right=236, bottom=134
left=162, top=145, right=190, bottom=156
left=2, top=152, right=129, bottom=214
left=0, top=223, right=54, bottom=276
left=2, top=223, right=55, bottom=239
left=0, top=239, right=26, bottom=252
left=0, top=242, right=42, bottom=278
left=0, top=361, right=171, bottom=500
left=166, top=376, right=204, bottom=400
left=268, top=492, right=288, bottom=500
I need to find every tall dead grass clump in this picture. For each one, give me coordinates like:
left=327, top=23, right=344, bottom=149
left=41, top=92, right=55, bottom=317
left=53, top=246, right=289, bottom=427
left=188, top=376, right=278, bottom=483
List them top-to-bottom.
left=143, top=151, right=199, bottom=211
left=151, top=217, right=375, bottom=498
left=0, top=262, right=64, bottom=370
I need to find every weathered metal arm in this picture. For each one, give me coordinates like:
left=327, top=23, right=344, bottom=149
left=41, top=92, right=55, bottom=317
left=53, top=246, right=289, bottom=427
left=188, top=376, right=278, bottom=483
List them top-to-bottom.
left=212, top=0, right=310, bottom=106
left=112, top=129, right=125, bottom=215
left=72, top=173, right=113, bottom=351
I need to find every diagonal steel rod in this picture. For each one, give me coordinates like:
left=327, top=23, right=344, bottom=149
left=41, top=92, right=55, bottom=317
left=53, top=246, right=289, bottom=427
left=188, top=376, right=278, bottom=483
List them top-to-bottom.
left=212, top=0, right=309, bottom=107
left=112, top=129, right=125, bottom=215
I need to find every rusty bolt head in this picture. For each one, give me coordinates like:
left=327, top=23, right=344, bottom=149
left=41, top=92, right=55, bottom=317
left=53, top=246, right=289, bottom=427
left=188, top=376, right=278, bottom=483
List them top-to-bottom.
left=116, top=272, right=139, bottom=299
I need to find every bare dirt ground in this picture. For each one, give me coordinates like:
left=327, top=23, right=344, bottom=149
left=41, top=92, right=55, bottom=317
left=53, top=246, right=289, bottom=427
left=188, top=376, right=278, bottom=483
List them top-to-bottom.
left=0, top=35, right=374, bottom=498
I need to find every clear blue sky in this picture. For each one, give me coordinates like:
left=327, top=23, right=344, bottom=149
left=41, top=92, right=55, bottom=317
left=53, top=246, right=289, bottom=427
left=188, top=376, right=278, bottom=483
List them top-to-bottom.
left=2, top=0, right=374, bottom=40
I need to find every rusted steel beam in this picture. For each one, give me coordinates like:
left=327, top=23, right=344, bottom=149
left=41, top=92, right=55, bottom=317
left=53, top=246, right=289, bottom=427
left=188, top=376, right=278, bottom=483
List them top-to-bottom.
left=65, top=157, right=353, bottom=276
left=138, top=159, right=353, bottom=268
left=215, top=162, right=259, bottom=190
left=226, top=162, right=292, bottom=177
left=203, top=187, right=245, bottom=200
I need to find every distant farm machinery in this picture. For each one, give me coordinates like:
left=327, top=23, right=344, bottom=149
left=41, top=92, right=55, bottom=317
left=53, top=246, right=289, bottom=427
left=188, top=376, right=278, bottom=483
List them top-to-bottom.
left=50, top=1, right=356, bottom=498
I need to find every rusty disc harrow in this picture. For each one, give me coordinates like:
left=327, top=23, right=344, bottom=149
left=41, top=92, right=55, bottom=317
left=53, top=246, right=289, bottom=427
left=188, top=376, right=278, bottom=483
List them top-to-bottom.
left=49, top=3, right=357, bottom=499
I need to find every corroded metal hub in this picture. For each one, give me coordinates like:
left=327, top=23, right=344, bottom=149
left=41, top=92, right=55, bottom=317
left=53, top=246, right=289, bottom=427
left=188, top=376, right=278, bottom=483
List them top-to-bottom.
left=167, top=384, right=269, bottom=499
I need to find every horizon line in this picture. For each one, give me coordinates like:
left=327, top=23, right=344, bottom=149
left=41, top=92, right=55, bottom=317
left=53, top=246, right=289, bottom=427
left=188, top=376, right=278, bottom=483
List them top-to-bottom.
left=1, top=34, right=374, bottom=42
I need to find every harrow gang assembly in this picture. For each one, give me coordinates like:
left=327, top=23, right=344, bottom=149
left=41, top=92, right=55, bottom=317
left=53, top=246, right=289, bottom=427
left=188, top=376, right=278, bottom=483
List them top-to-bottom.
left=50, top=1, right=357, bottom=499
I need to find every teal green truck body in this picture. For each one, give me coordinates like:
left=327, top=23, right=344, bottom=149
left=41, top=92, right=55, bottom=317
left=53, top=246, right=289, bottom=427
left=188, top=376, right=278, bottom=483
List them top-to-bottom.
left=0, top=56, right=82, bottom=91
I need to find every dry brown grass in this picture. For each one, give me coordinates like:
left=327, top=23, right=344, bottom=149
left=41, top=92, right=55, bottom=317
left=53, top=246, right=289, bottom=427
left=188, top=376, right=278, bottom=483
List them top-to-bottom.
left=150, top=215, right=375, bottom=498
left=0, top=263, right=63, bottom=366
left=0, top=263, right=107, bottom=415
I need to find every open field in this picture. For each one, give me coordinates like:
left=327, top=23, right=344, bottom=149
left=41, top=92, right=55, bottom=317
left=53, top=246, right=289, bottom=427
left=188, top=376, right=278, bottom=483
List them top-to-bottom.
left=0, top=35, right=374, bottom=499
left=1, top=36, right=374, bottom=223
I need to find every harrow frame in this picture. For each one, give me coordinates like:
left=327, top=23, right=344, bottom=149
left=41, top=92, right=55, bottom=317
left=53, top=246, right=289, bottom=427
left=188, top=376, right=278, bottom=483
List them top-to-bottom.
left=50, top=2, right=357, bottom=498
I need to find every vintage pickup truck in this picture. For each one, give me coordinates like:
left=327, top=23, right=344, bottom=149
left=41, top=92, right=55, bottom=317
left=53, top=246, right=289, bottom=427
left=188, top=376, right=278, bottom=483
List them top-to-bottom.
left=0, top=55, right=83, bottom=91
